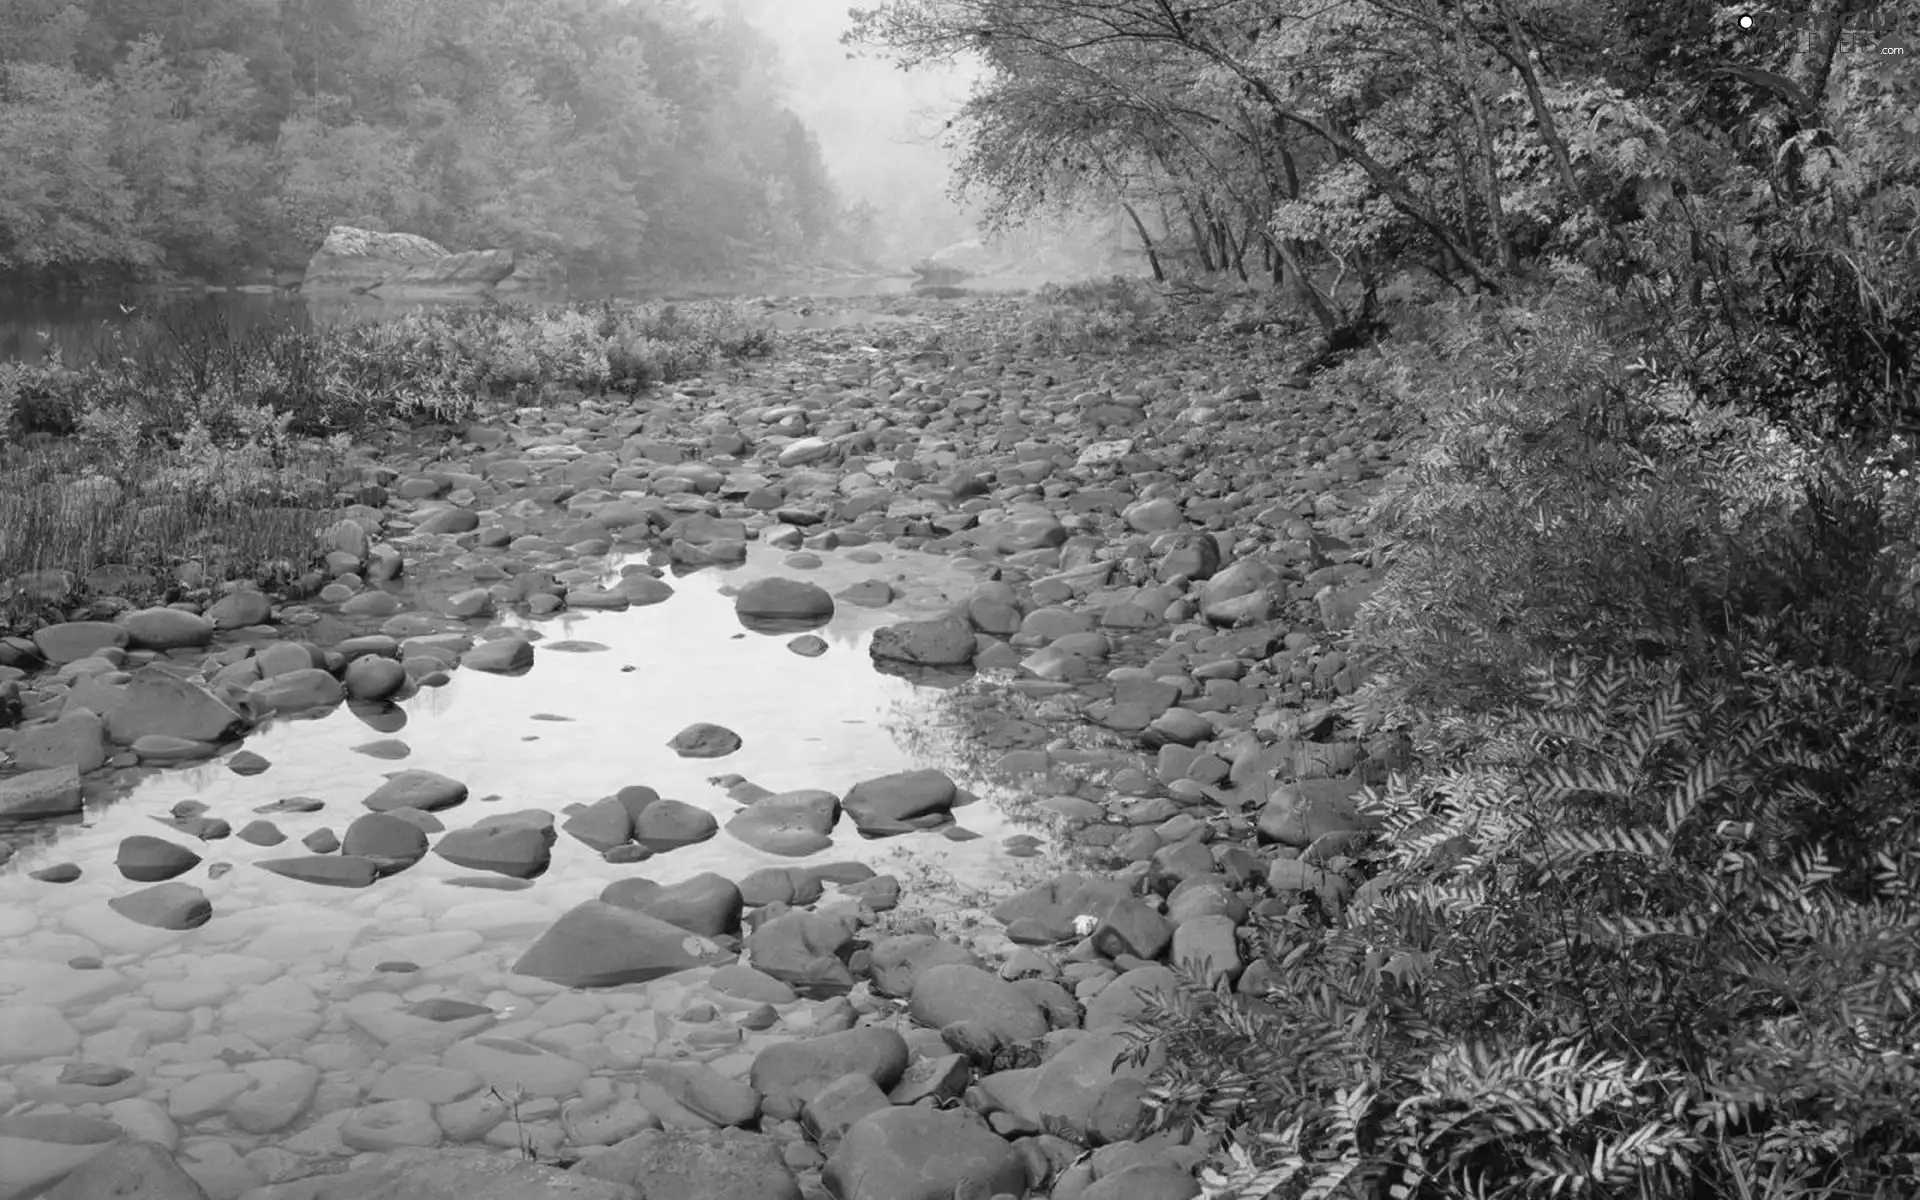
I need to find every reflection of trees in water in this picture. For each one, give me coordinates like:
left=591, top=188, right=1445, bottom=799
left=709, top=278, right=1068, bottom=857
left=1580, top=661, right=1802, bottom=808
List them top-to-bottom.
left=877, top=678, right=1111, bottom=878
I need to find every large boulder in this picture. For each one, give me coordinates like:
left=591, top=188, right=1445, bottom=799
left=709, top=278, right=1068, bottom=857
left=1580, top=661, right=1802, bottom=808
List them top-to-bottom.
left=302, top=226, right=515, bottom=295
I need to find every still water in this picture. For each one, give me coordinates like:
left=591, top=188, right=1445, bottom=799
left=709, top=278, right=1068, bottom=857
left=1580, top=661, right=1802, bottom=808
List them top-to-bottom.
left=0, top=274, right=1040, bottom=366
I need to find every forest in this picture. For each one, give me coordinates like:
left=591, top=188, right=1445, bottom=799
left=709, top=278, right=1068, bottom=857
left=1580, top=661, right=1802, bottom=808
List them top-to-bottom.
left=0, top=0, right=871, bottom=286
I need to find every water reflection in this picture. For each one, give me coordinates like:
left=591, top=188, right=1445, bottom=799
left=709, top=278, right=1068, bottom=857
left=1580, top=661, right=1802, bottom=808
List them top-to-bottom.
left=0, top=276, right=1043, bottom=365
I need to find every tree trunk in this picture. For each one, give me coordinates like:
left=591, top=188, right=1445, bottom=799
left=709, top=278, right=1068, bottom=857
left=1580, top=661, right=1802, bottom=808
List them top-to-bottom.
left=1453, top=5, right=1516, bottom=273
left=1122, top=202, right=1165, bottom=282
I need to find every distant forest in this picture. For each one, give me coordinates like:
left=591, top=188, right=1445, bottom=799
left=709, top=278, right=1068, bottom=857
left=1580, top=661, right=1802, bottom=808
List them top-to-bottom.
left=0, top=0, right=878, bottom=286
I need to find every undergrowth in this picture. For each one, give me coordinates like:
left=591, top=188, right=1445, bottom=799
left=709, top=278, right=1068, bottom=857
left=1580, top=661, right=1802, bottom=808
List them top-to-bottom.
left=1120, top=264, right=1920, bottom=1199
left=0, top=299, right=777, bottom=631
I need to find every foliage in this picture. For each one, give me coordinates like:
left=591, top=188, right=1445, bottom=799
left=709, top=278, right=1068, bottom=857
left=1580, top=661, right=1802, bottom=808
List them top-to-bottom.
left=0, top=0, right=866, bottom=283
left=0, top=298, right=777, bottom=631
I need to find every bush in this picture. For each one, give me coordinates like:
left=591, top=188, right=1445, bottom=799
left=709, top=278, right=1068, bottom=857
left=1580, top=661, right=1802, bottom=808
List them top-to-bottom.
left=1119, top=260, right=1920, bottom=1200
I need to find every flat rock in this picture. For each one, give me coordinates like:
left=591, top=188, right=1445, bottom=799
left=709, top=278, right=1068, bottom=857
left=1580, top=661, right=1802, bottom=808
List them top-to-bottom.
left=32, top=620, right=128, bottom=665
left=104, top=666, right=245, bottom=745
left=10, top=711, right=108, bottom=771
left=0, top=764, right=83, bottom=817
left=725, top=790, right=839, bottom=856
left=434, top=824, right=551, bottom=878
left=255, top=855, right=380, bottom=888
left=108, top=882, right=210, bottom=930
left=513, top=900, right=731, bottom=987
left=442, top=1037, right=590, bottom=1098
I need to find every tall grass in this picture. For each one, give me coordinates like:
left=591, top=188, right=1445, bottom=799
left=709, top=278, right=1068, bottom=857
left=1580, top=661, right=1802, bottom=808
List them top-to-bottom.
left=0, top=298, right=780, bottom=633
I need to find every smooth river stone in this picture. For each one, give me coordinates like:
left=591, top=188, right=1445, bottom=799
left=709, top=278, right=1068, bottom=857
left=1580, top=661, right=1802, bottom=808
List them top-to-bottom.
left=364, top=770, right=468, bottom=812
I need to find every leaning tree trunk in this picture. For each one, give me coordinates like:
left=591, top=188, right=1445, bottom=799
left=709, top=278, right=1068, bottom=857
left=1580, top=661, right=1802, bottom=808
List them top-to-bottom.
left=1122, top=202, right=1166, bottom=282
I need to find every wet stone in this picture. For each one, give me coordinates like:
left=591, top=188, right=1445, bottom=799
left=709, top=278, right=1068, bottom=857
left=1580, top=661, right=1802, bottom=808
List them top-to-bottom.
left=667, top=722, right=742, bottom=759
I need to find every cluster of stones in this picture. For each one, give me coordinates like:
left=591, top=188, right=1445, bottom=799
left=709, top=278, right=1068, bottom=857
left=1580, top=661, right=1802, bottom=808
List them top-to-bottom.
left=0, top=293, right=1431, bottom=1197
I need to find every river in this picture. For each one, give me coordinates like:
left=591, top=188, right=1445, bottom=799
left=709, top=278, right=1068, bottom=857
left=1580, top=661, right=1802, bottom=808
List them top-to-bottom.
left=0, top=273, right=1029, bottom=366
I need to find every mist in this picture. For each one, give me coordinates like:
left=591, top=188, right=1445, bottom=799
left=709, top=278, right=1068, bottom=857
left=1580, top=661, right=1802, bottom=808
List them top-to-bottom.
left=704, top=0, right=1135, bottom=279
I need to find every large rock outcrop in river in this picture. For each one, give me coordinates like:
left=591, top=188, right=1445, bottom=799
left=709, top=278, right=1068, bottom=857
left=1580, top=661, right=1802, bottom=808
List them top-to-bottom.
left=302, top=226, right=516, bottom=295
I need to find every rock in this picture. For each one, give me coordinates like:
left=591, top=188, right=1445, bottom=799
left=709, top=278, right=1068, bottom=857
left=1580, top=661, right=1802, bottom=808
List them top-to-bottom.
left=302, top=225, right=515, bottom=295
left=777, top=437, right=834, bottom=468
left=1123, top=497, right=1185, bottom=532
left=734, top=578, right=835, bottom=629
left=205, top=589, right=272, bottom=629
left=119, top=608, right=214, bottom=651
left=869, top=615, right=975, bottom=667
left=32, top=620, right=128, bottom=664
left=465, top=637, right=533, bottom=673
left=344, top=655, right=407, bottom=700
left=105, top=667, right=245, bottom=745
left=245, top=667, right=344, bottom=715
left=10, top=710, right=107, bottom=771
left=667, top=722, right=741, bottom=759
left=0, top=764, right=83, bottom=817
left=364, top=769, right=467, bottom=812
left=842, top=769, right=956, bottom=835
left=1256, top=777, right=1376, bottom=847
left=725, top=790, right=839, bottom=856
left=563, top=796, right=634, bottom=853
left=632, top=798, right=719, bottom=852
left=342, top=813, right=431, bottom=871
left=434, top=824, right=551, bottom=878
left=115, top=836, right=201, bottom=882
left=255, top=855, right=380, bottom=888
left=737, top=865, right=824, bottom=906
left=604, top=872, right=742, bottom=937
left=991, top=874, right=1133, bottom=943
left=108, top=882, right=210, bottom=930
left=1090, top=895, right=1175, bottom=961
left=513, top=900, right=731, bottom=987
left=743, top=911, right=858, bottom=998
left=1170, top=914, right=1243, bottom=988
left=866, top=935, right=982, bottom=998
left=909, top=964, right=1049, bottom=1043
left=1084, top=964, right=1181, bottom=1031
left=0, top=1005, right=80, bottom=1063
left=749, top=1026, right=907, bottom=1121
left=1029, top=1030, right=1163, bottom=1145
left=441, top=1037, right=590, bottom=1098
left=228, top=1060, right=320, bottom=1134
left=641, top=1062, right=762, bottom=1127
left=801, top=1073, right=890, bottom=1151
left=340, top=1098, right=441, bottom=1150
left=822, top=1105, right=1026, bottom=1200
left=0, top=1111, right=126, bottom=1199
left=573, top=1128, right=799, bottom=1200
left=41, top=1139, right=211, bottom=1200
left=240, top=1145, right=632, bottom=1199
left=1083, top=1163, right=1201, bottom=1200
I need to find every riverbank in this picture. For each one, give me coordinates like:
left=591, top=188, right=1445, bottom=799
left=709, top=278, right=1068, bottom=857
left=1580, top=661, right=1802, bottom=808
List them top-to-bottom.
left=0, top=280, right=1395, bottom=1199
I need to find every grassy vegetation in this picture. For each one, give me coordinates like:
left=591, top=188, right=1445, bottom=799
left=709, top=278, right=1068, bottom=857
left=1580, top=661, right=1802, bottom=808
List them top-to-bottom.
left=0, top=299, right=778, bottom=634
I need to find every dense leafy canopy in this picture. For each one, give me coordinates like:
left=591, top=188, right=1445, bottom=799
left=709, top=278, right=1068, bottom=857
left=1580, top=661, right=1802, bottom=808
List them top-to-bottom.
left=0, top=0, right=860, bottom=283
